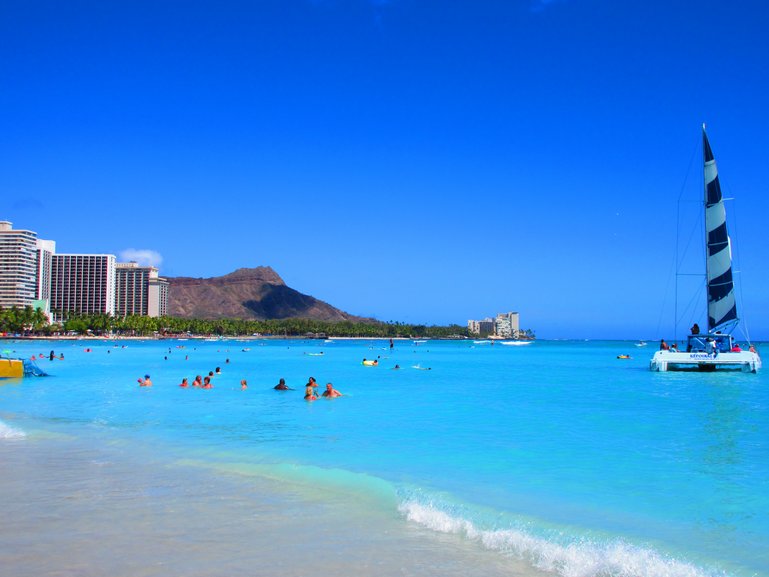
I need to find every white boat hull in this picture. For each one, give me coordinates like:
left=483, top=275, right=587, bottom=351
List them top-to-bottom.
left=650, top=350, right=761, bottom=373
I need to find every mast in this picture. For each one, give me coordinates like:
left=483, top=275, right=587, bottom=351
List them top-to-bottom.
left=702, top=125, right=737, bottom=333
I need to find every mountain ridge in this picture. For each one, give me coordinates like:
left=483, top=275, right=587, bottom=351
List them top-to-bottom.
left=167, top=266, right=366, bottom=322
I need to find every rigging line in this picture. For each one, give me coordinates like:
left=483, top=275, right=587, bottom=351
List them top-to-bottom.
left=673, top=135, right=702, bottom=341
left=727, top=191, right=753, bottom=345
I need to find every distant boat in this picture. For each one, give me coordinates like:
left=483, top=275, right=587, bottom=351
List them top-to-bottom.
left=650, top=126, right=761, bottom=373
left=413, top=340, right=428, bottom=345
left=472, top=340, right=491, bottom=344
left=500, top=341, right=533, bottom=346
left=635, top=341, right=647, bottom=347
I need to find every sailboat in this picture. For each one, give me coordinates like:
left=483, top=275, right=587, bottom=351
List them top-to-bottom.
left=650, top=125, right=761, bottom=373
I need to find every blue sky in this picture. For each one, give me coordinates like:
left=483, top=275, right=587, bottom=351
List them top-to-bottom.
left=2, top=0, right=768, bottom=339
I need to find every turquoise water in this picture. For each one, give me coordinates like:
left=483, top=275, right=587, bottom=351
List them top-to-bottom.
left=1, top=338, right=767, bottom=577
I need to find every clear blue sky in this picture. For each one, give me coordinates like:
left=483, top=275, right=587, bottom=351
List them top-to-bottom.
left=2, top=0, right=768, bottom=339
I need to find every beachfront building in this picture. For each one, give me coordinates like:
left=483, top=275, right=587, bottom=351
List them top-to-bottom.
left=0, top=221, right=41, bottom=309
left=35, top=239, right=56, bottom=319
left=50, top=254, right=117, bottom=321
left=115, top=262, right=169, bottom=317
left=495, top=312, right=520, bottom=339
left=467, top=317, right=495, bottom=336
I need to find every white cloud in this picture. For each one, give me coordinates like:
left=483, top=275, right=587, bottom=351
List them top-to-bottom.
left=119, top=248, right=164, bottom=268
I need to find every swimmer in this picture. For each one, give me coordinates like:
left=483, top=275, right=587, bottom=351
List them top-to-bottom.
left=392, top=364, right=401, bottom=370
left=215, top=367, right=222, bottom=374
left=139, top=374, right=152, bottom=387
left=193, top=375, right=203, bottom=387
left=202, top=376, right=213, bottom=389
left=306, top=376, right=318, bottom=389
left=179, top=377, right=189, bottom=388
left=274, top=378, right=292, bottom=390
left=240, top=379, right=247, bottom=390
left=321, top=383, right=343, bottom=398
left=304, top=384, right=318, bottom=401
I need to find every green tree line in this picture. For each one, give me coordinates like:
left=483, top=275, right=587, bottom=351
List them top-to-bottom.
left=0, top=306, right=476, bottom=339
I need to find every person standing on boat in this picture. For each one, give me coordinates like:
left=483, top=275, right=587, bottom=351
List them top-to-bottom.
left=690, top=323, right=700, bottom=335
left=708, top=338, right=718, bottom=358
left=660, top=339, right=670, bottom=351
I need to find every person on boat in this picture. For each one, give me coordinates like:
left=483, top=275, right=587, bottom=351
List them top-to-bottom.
left=690, top=323, right=700, bottom=335
left=659, top=339, right=670, bottom=351
left=708, top=339, right=718, bottom=358
left=670, top=343, right=679, bottom=352
left=731, top=343, right=742, bottom=352
left=749, top=345, right=759, bottom=356
left=179, top=377, right=189, bottom=388
left=274, top=378, right=292, bottom=390
left=321, top=383, right=343, bottom=398
left=304, top=384, right=318, bottom=401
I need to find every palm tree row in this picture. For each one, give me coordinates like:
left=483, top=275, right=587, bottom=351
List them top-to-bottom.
left=0, top=307, right=472, bottom=339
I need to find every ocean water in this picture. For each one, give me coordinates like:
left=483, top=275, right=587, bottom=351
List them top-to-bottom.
left=1, top=338, right=767, bottom=577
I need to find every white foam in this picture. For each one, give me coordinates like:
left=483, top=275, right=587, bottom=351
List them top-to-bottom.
left=0, top=419, right=26, bottom=440
left=399, top=500, right=716, bottom=577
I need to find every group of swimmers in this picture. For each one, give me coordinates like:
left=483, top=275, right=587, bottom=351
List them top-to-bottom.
left=153, top=372, right=343, bottom=400
left=300, top=376, right=343, bottom=400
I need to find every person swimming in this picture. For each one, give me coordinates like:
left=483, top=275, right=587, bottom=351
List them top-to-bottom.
left=139, top=374, right=152, bottom=387
left=179, top=377, right=189, bottom=388
left=274, top=378, right=292, bottom=390
left=240, top=379, right=247, bottom=390
left=321, top=383, right=343, bottom=398
left=304, top=384, right=318, bottom=401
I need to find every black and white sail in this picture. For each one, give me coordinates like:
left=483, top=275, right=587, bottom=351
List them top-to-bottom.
left=703, top=125, right=737, bottom=332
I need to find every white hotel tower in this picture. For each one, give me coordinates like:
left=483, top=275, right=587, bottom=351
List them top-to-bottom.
left=0, top=221, right=56, bottom=315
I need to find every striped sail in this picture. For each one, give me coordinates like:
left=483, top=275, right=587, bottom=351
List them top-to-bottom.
left=703, top=126, right=737, bottom=332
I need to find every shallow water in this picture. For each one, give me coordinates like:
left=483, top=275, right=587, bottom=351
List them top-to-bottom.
left=1, top=338, right=767, bottom=577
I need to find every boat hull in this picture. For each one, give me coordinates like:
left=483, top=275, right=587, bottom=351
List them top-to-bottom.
left=650, top=350, right=761, bottom=373
left=0, top=358, right=24, bottom=378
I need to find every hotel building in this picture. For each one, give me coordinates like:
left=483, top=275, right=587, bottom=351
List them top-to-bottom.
left=0, top=221, right=44, bottom=309
left=50, top=254, right=117, bottom=321
left=115, top=262, right=169, bottom=317
left=468, top=312, right=520, bottom=338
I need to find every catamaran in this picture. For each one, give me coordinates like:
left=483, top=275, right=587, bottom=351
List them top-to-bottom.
left=650, top=126, right=761, bottom=373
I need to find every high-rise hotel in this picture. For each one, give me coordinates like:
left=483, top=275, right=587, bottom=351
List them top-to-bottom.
left=0, top=221, right=168, bottom=322
left=0, top=221, right=56, bottom=315
left=50, top=254, right=117, bottom=321
left=115, top=262, right=168, bottom=317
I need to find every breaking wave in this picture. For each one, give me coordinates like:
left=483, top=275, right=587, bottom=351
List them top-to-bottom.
left=0, top=419, right=26, bottom=440
left=399, top=499, right=717, bottom=577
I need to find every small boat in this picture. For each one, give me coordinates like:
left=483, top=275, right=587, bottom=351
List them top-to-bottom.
left=650, top=126, right=761, bottom=373
left=413, top=340, right=428, bottom=345
left=500, top=340, right=533, bottom=346
left=635, top=341, right=647, bottom=347
left=617, top=354, right=631, bottom=360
